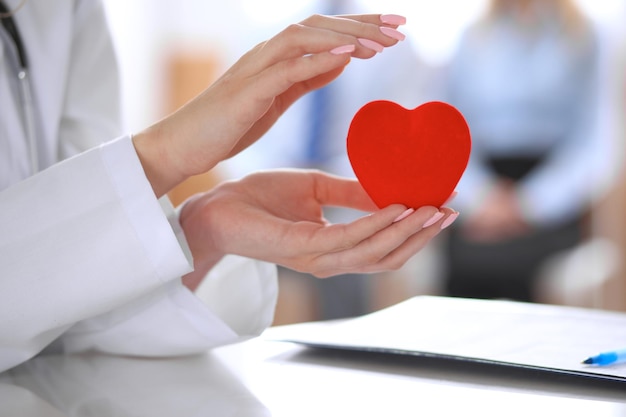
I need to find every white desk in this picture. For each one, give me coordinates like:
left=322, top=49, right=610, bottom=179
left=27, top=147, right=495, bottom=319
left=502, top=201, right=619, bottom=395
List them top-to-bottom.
left=1, top=330, right=625, bottom=417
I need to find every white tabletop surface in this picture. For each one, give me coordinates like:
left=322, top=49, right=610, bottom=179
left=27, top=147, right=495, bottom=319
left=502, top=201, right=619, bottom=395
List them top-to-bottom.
left=2, top=327, right=626, bottom=417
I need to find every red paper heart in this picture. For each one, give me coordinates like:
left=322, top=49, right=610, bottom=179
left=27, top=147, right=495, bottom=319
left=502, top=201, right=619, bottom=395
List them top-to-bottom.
left=347, top=100, right=471, bottom=209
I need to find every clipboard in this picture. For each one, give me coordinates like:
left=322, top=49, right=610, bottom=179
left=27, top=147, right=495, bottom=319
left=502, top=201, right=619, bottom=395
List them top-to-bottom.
left=267, top=296, right=626, bottom=382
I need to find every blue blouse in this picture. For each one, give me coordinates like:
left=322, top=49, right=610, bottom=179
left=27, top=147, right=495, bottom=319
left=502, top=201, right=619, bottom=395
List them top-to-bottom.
left=445, top=17, right=612, bottom=226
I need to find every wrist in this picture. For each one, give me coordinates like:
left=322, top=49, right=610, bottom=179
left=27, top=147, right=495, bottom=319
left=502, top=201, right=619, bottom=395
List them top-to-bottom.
left=132, top=125, right=187, bottom=198
left=178, top=194, right=226, bottom=276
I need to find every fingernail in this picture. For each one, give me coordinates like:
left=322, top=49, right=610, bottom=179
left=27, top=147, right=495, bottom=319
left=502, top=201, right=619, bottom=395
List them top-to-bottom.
left=380, top=14, right=407, bottom=25
left=379, top=26, right=406, bottom=41
left=358, top=38, right=384, bottom=53
left=330, top=44, right=356, bottom=55
left=393, top=208, right=414, bottom=223
left=423, top=212, right=444, bottom=228
left=441, top=212, right=460, bottom=230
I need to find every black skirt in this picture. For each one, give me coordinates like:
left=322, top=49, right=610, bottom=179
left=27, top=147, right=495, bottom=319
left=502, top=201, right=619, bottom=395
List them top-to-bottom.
left=443, top=156, right=585, bottom=302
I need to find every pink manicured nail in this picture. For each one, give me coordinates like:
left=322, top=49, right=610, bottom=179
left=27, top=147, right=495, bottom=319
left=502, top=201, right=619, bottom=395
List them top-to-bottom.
left=380, top=14, right=407, bottom=25
left=379, top=26, right=406, bottom=41
left=358, top=38, right=384, bottom=53
left=330, top=44, right=356, bottom=55
left=393, top=208, right=414, bottom=223
left=423, top=212, right=444, bottom=228
left=441, top=212, right=460, bottom=230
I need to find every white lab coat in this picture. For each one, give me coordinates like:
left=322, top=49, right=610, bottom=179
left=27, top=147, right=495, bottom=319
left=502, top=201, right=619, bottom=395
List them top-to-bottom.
left=0, top=0, right=277, bottom=373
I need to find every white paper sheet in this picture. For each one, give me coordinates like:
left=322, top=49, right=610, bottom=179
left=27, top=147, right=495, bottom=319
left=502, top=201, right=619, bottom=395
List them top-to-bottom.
left=268, top=296, right=626, bottom=381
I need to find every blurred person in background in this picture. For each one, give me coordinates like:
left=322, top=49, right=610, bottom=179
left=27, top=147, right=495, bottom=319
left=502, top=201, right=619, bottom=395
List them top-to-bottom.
left=223, top=0, right=438, bottom=321
left=440, top=0, right=613, bottom=302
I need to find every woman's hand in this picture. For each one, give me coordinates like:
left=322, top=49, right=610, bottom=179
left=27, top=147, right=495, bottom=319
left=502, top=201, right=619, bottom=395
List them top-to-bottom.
left=132, top=14, right=407, bottom=197
left=179, top=169, right=457, bottom=290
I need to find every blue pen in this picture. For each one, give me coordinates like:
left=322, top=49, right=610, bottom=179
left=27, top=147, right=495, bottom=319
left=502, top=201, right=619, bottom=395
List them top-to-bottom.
left=582, top=348, right=626, bottom=366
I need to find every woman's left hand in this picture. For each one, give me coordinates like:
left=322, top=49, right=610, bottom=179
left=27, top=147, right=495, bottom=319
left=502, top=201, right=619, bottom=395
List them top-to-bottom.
left=179, top=169, right=455, bottom=290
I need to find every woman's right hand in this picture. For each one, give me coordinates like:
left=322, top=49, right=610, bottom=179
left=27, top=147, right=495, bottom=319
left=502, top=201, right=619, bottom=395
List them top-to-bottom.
left=132, top=13, right=407, bottom=197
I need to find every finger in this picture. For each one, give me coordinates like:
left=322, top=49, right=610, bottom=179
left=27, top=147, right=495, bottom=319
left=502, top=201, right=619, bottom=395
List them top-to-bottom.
left=246, top=11, right=408, bottom=100
left=333, top=13, right=406, bottom=28
left=298, top=14, right=403, bottom=49
left=250, top=15, right=404, bottom=73
left=257, top=23, right=378, bottom=72
left=244, top=50, right=353, bottom=112
left=226, top=57, right=350, bottom=158
left=265, top=66, right=345, bottom=120
left=309, top=172, right=378, bottom=212
left=305, top=203, right=410, bottom=256
left=312, top=205, right=442, bottom=273
left=343, top=206, right=443, bottom=265
left=314, top=207, right=453, bottom=277
left=369, top=208, right=458, bottom=271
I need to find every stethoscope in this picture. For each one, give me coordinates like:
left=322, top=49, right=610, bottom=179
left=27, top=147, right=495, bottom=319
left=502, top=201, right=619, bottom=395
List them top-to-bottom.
left=1, top=0, right=39, bottom=175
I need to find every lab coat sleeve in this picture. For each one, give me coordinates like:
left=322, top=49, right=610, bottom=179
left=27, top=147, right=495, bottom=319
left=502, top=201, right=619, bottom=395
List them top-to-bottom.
left=0, top=134, right=278, bottom=371
left=0, top=135, right=192, bottom=372
left=58, top=255, right=278, bottom=357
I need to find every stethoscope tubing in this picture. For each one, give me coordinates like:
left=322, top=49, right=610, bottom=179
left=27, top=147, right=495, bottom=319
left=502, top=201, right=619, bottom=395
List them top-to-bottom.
left=1, top=1, right=38, bottom=175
